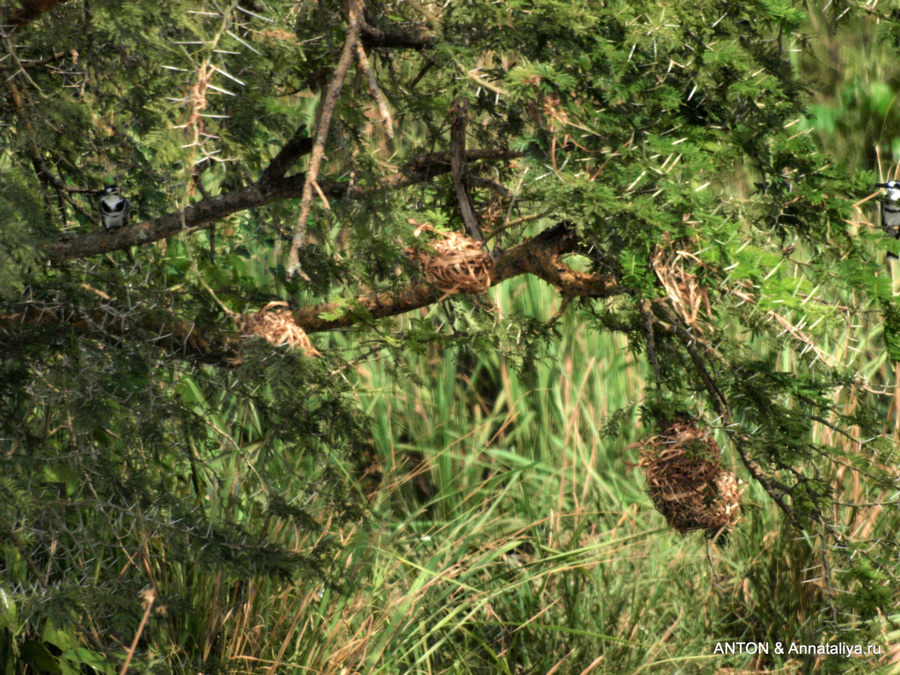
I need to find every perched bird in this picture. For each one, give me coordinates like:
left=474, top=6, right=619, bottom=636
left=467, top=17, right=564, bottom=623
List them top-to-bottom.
left=876, top=180, right=900, bottom=260
left=98, top=185, right=131, bottom=231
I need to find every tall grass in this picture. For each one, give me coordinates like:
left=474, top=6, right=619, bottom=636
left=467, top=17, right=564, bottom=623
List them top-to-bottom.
left=169, top=244, right=899, bottom=672
left=215, top=268, right=883, bottom=675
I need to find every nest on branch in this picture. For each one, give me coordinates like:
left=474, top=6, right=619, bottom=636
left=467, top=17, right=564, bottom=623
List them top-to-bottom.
left=408, top=219, right=493, bottom=299
left=232, top=301, right=320, bottom=358
left=638, top=420, right=743, bottom=538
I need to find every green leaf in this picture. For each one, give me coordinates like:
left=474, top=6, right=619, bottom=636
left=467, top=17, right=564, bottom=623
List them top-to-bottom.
left=0, top=588, right=16, bottom=632
left=21, top=641, right=62, bottom=674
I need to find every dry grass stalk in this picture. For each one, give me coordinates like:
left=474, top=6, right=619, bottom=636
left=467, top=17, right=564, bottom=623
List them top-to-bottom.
left=408, top=219, right=494, bottom=300
left=232, top=301, right=320, bottom=357
left=639, top=420, right=743, bottom=537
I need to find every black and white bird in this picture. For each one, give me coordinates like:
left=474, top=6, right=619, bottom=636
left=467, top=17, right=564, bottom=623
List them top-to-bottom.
left=876, top=180, right=900, bottom=260
left=98, top=185, right=131, bottom=231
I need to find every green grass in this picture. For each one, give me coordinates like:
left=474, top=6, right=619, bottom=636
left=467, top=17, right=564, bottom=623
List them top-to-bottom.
left=118, top=255, right=898, bottom=673
left=192, top=269, right=887, bottom=675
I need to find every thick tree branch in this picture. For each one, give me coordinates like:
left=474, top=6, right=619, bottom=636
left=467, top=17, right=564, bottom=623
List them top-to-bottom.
left=360, top=22, right=436, bottom=51
left=45, top=148, right=522, bottom=264
left=292, top=222, right=621, bottom=332
left=23, top=224, right=621, bottom=364
left=0, top=303, right=240, bottom=366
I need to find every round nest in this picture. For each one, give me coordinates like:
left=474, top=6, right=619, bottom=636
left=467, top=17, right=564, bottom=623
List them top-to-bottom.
left=408, top=220, right=494, bottom=299
left=232, top=301, right=320, bottom=358
left=638, top=420, right=743, bottom=538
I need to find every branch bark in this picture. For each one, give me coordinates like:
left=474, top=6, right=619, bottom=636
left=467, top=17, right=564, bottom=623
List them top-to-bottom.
left=1, top=0, right=71, bottom=28
left=287, top=0, right=365, bottom=279
left=360, top=22, right=436, bottom=50
left=450, top=96, right=484, bottom=242
left=257, top=124, right=312, bottom=189
left=45, top=148, right=523, bottom=264
left=292, top=221, right=621, bottom=332
left=21, top=223, right=621, bottom=365
left=0, top=303, right=240, bottom=366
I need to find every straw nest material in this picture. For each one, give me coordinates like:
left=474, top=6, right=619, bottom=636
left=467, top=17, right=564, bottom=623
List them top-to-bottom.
left=408, top=219, right=493, bottom=299
left=650, top=233, right=714, bottom=334
left=231, top=301, right=320, bottom=358
left=638, top=420, right=743, bottom=538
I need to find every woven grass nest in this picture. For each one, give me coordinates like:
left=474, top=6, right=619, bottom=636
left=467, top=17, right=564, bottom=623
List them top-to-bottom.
left=408, top=219, right=493, bottom=299
left=231, top=301, right=320, bottom=358
left=638, top=420, right=743, bottom=538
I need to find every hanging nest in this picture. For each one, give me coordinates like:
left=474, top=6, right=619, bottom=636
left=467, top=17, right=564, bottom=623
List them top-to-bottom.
left=407, top=219, right=494, bottom=299
left=231, top=301, right=320, bottom=358
left=638, top=420, right=743, bottom=538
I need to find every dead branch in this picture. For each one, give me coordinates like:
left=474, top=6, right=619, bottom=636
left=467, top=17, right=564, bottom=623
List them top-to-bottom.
left=288, top=0, right=365, bottom=279
left=355, top=40, right=394, bottom=141
left=450, top=97, right=483, bottom=242
left=45, top=148, right=522, bottom=264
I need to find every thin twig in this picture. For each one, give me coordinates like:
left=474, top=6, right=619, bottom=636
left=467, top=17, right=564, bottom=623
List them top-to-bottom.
left=288, top=0, right=365, bottom=279
left=355, top=40, right=394, bottom=141
left=407, top=57, right=435, bottom=89
left=6, top=80, right=87, bottom=224
left=192, top=169, right=215, bottom=261
left=485, top=212, right=548, bottom=242
left=545, top=296, right=572, bottom=327
left=641, top=299, right=662, bottom=399
left=658, top=304, right=805, bottom=529
left=119, top=589, right=155, bottom=675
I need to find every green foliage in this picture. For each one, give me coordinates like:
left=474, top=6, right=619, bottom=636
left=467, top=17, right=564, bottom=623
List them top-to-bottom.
left=2, top=0, right=900, bottom=671
left=0, top=173, right=48, bottom=298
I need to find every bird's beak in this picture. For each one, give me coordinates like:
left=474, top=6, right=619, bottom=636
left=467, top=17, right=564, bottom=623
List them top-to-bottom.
left=876, top=183, right=890, bottom=188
